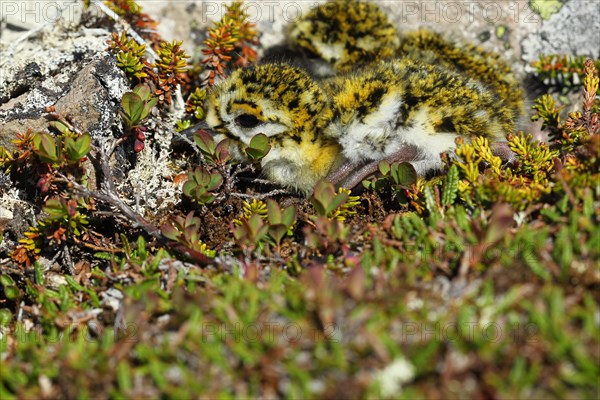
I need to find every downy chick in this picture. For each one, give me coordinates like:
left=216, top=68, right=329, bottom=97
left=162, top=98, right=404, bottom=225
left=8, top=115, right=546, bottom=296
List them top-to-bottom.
left=287, top=0, right=399, bottom=77
left=287, top=0, right=524, bottom=118
left=323, top=58, right=516, bottom=188
left=204, top=63, right=343, bottom=195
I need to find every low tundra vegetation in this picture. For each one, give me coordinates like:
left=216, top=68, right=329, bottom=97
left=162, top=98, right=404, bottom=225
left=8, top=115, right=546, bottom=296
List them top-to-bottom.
left=0, top=0, right=598, bottom=398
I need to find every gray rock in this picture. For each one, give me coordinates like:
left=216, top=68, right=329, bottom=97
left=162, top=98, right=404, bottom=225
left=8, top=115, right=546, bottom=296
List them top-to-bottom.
left=521, top=0, right=600, bottom=65
left=0, top=9, right=128, bottom=147
left=0, top=14, right=131, bottom=252
left=0, top=52, right=129, bottom=157
left=53, top=54, right=130, bottom=137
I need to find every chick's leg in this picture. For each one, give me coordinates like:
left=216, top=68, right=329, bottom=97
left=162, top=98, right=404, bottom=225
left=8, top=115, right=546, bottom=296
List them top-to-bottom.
left=490, top=141, right=515, bottom=162
left=330, top=142, right=515, bottom=190
left=329, top=144, right=421, bottom=190
left=326, top=159, right=364, bottom=187
left=337, top=159, right=384, bottom=189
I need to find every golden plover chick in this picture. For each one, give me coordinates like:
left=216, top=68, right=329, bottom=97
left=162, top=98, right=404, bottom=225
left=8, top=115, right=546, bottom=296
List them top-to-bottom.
left=287, top=0, right=399, bottom=77
left=286, top=1, right=523, bottom=118
left=397, top=29, right=525, bottom=119
left=323, top=58, right=516, bottom=188
left=204, top=60, right=516, bottom=194
left=204, top=63, right=342, bottom=195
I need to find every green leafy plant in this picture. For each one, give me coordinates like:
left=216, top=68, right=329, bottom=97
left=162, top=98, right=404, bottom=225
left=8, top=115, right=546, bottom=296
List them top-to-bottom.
left=106, top=31, right=149, bottom=81
left=107, top=31, right=190, bottom=104
left=154, top=40, right=190, bottom=104
left=448, top=58, right=598, bottom=214
left=558, top=59, right=600, bottom=148
left=120, top=84, right=158, bottom=152
left=120, top=84, right=158, bottom=129
left=186, top=87, right=207, bottom=120
left=531, top=94, right=564, bottom=140
left=1, top=115, right=94, bottom=266
left=176, top=119, right=193, bottom=132
left=3, top=121, right=92, bottom=195
left=0, top=130, right=32, bottom=168
left=31, top=130, right=91, bottom=167
left=193, top=130, right=231, bottom=165
left=187, top=131, right=270, bottom=199
left=508, top=132, right=556, bottom=177
left=31, top=133, right=62, bottom=165
left=245, top=133, right=271, bottom=161
left=63, top=134, right=92, bottom=165
left=452, top=134, right=558, bottom=210
left=0, top=146, right=15, bottom=169
left=382, top=160, right=418, bottom=188
left=363, top=161, right=419, bottom=206
left=413, top=163, right=462, bottom=217
left=182, top=166, right=224, bottom=205
left=311, top=181, right=360, bottom=221
left=312, top=181, right=348, bottom=218
left=303, top=182, right=357, bottom=258
left=12, top=197, right=90, bottom=266
left=42, top=197, right=90, bottom=235
left=233, top=199, right=296, bottom=252
left=266, top=199, right=296, bottom=249
left=161, top=212, right=215, bottom=257
left=232, top=213, right=269, bottom=253
left=303, top=215, right=350, bottom=257
left=93, top=234, right=160, bottom=267
left=0, top=274, right=20, bottom=302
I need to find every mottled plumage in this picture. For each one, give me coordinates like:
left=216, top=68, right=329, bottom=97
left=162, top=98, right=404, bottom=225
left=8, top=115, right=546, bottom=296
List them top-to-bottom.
left=205, top=0, right=524, bottom=194
left=288, top=0, right=399, bottom=76
left=288, top=1, right=524, bottom=118
left=397, top=29, right=524, bottom=119
left=323, top=58, right=515, bottom=187
left=205, top=60, right=517, bottom=193
left=205, top=64, right=342, bottom=194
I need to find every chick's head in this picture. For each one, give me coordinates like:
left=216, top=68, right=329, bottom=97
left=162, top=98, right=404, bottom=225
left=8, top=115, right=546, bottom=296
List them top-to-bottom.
left=205, top=64, right=342, bottom=194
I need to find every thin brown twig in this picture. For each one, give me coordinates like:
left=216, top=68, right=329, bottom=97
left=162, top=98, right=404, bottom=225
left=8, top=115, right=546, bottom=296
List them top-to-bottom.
left=56, top=137, right=220, bottom=267
left=56, top=172, right=161, bottom=238
left=229, top=189, right=290, bottom=200
left=72, top=237, right=123, bottom=254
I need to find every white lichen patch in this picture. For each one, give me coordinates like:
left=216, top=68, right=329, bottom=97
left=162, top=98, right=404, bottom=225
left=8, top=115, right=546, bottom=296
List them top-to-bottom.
left=121, top=124, right=182, bottom=217
left=0, top=188, right=37, bottom=224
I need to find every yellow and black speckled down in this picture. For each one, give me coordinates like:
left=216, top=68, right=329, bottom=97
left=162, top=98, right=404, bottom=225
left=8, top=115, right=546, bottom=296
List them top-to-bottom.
left=288, top=0, right=399, bottom=73
left=204, top=1, right=524, bottom=194
left=287, top=1, right=524, bottom=119
left=397, top=29, right=524, bottom=119
left=323, top=58, right=515, bottom=168
left=327, top=58, right=514, bottom=138
left=205, top=59, right=517, bottom=193
left=205, top=64, right=342, bottom=194
left=207, top=64, right=329, bottom=141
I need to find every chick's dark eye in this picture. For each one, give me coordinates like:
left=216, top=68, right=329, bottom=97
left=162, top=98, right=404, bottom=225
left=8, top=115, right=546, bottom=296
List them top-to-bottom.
left=304, top=48, right=321, bottom=60
left=235, top=114, right=261, bottom=128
